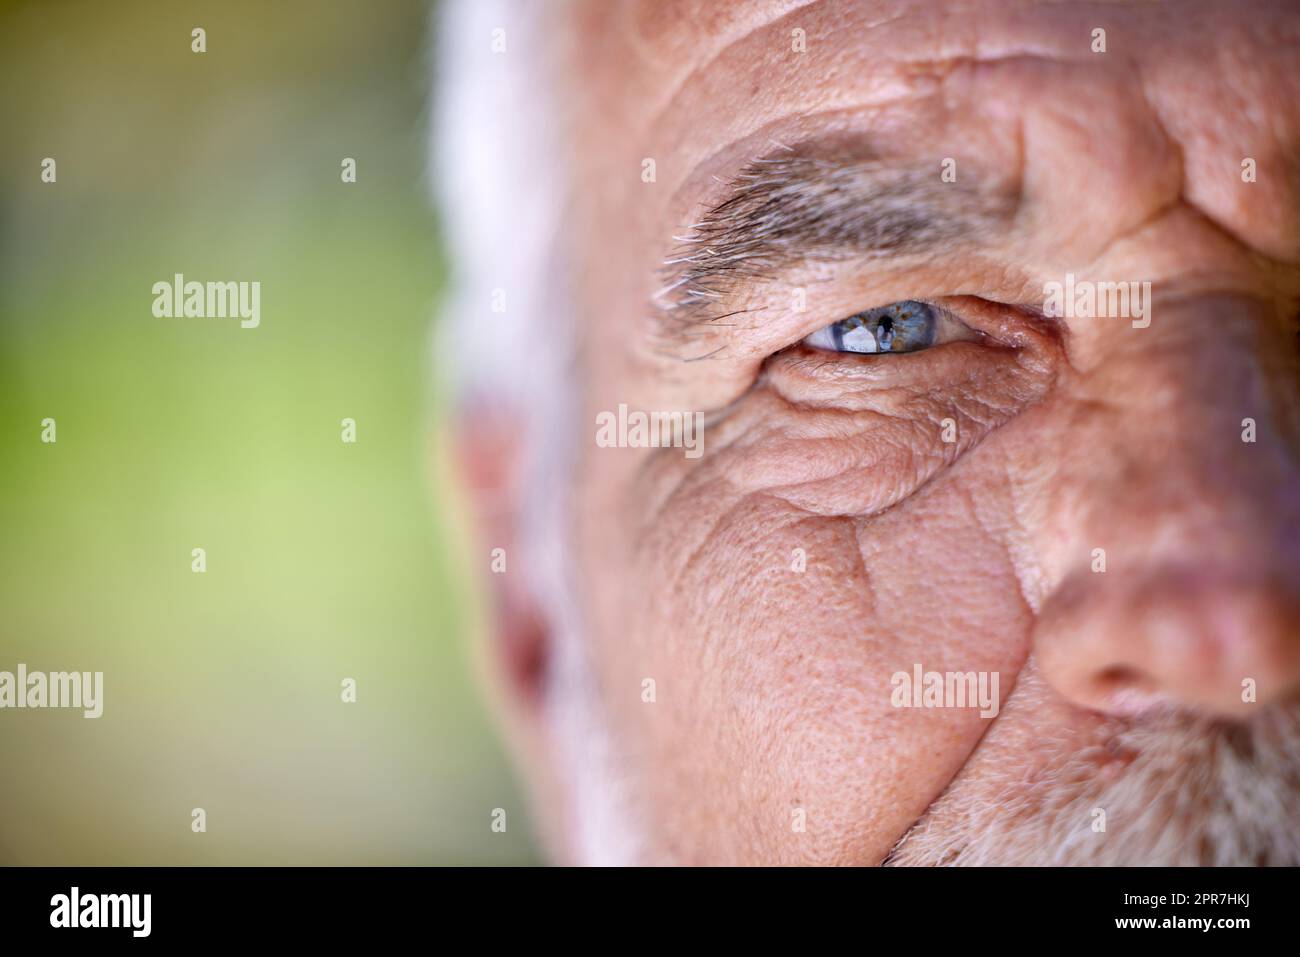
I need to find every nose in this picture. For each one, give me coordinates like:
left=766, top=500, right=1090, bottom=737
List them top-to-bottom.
left=1031, top=294, right=1300, bottom=718
left=1036, top=569, right=1300, bottom=717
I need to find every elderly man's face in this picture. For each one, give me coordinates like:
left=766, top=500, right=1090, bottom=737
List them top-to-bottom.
left=473, top=0, right=1300, bottom=864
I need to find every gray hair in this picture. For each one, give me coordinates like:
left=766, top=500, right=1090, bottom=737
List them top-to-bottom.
left=432, top=0, right=643, bottom=864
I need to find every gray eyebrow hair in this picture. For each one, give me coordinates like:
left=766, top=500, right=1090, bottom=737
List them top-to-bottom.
left=655, top=152, right=1016, bottom=330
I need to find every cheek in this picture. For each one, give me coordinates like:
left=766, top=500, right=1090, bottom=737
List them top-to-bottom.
left=584, top=450, right=1036, bottom=865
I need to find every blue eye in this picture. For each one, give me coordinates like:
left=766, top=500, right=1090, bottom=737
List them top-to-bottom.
left=803, top=300, right=938, bottom=354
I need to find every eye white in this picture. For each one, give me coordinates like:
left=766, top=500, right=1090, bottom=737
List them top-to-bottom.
left=803, top=324, right=881, bottom=353
left=802, top=325, right=839, bottom=351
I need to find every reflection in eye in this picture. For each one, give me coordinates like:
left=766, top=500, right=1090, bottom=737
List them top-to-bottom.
left=803, top=300, right=939, bottom=354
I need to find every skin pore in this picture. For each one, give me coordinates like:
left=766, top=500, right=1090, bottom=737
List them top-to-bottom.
left=462, top=0, right=1300, bottom=864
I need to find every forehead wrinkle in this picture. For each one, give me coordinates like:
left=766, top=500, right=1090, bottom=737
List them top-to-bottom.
left=619, top=0, right=819, bottom=72
left=638, top=0, right=824, bottom=132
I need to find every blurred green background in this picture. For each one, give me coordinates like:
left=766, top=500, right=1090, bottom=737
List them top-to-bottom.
left=0, top=0, right=537, bottom=864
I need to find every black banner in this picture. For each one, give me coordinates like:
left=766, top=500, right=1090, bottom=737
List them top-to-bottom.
left=0, top=866, right=1282, bottom=943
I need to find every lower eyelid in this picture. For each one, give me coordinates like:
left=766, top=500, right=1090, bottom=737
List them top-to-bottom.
left=763, top=339, right=1030, bottom=410
left=719, top=349, right=1053, bottom=517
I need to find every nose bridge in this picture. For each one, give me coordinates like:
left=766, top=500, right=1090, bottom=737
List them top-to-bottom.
left=1029, top=294, right=1300, bottom=716
left=1045, top=294, right=1300, bottom=575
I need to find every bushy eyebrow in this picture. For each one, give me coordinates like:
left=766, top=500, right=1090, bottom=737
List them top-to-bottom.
left=655, top=150, right=1017, bottom=329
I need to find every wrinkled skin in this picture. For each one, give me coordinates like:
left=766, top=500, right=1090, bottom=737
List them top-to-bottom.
left=464, top=0, right=1300, bottom=864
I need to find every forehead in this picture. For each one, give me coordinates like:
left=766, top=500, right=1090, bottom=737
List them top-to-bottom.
left=554, top=0, right=1300, bottom=270
left=562, top=0, right=1299, bottom=149
left=579, top=0, right=1294, bottom=76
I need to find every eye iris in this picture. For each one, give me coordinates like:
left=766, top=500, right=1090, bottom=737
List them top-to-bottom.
left=830, top=301, right=935, bottom=353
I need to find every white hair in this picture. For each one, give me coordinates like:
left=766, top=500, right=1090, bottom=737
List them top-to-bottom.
left=432, top=0, right=644, bottom=865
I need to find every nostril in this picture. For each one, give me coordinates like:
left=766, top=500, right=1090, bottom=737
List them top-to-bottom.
left=1091, top=664, right=1158, bottom=708
left=1096, top=664, right=1141, bottom=688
